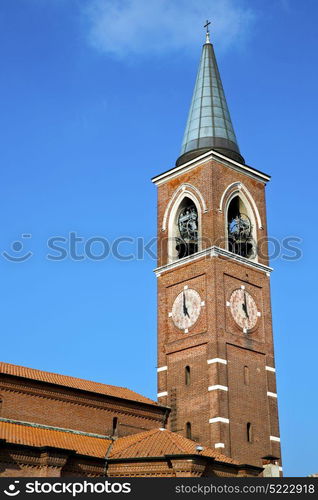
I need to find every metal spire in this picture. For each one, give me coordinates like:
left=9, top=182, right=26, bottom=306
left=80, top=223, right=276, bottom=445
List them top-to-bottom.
left=176, top=26, right=244, bottom=166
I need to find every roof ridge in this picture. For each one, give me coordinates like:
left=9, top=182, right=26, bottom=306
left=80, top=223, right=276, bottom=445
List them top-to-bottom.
left=0, top=417, right=111, bottom=440
left=0, top=420, right=110, bottom=459
left=110, top=428, right=158, bottom=456
left=165, top=428, right=196, bottom=454
left=166, top=431, right=235, bottom=462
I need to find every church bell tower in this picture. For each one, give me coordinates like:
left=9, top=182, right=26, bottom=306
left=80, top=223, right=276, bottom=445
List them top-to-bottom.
left=152, top=25, right=282, bottom=470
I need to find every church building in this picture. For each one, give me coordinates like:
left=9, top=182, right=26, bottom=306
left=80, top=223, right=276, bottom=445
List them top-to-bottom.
left=0, top=26, right=282, bottom=478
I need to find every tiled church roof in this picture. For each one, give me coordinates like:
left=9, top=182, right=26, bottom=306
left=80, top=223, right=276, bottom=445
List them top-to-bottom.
left=0, top=362, right=157, bottom=406
left=0, top=420, right=237, bottom=464
left=0, top=420, right=111, bottom=458
left=110, top=428, right=237, bottom=463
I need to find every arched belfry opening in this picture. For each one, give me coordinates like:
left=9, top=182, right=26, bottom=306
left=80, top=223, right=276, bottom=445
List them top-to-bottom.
left=167, top=188, right=204, bottom=263
left=227, top=195, right=255, bottom=259
left=173, top=197, right=198, bottom=260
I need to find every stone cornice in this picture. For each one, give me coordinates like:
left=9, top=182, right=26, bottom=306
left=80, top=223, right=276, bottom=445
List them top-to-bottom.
left=152, top=150, right=271, bottom=186
left=154, top=246, right=273, bottom=277
left=39, top=447, right=73, bottom=468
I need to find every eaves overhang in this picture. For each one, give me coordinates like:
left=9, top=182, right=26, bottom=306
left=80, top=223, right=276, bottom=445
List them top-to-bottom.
left=152, top=149, right=271, bottom=186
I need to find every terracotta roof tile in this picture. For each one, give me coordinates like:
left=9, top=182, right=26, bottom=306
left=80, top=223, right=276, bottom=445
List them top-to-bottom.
left=0, top=362, right=157, bottom=406
left=0, top=421, right=111, bottom=458
left=0, top=421, right=236, bottom=466
left=110, top=428, right=237, bottom=464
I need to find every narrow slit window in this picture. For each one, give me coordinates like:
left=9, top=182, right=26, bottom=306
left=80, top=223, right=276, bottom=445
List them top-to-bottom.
left=185, top=366, right=191, bottom=386
left=244, top=366, right=249, bottom=385
left=112, top=417, right=118, bottom=436
left=186, top=422, right=192, bottom=440
left=247, top=422, right=253, bottom=443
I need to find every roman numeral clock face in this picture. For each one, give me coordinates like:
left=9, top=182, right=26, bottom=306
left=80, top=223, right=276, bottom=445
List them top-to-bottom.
left=229, top=287, right=260, bottom=332
left=171, top=288, right=202, bottom=332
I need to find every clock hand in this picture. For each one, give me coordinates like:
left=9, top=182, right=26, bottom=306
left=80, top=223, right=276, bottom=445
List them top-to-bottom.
left=183, top=291, right=190, bottom=318
left=183, top=291, right=187, bottom=314
left=243, top=291, right=249, bottom=319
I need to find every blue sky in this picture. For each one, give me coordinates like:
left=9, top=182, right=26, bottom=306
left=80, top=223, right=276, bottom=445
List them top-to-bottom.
left=0, top=0, right=317, bottom=477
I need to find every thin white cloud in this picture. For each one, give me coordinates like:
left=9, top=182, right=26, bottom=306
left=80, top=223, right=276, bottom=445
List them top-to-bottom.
left=83, top=0, right=256, bottom=59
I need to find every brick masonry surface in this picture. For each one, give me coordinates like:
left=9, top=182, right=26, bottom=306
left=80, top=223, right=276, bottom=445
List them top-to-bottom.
left=156, top=154, right=281, bottom=468
left=0, top=376, right=167, bottom=437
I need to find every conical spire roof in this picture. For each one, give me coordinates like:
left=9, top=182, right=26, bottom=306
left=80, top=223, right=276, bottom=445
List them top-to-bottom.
left=176, top=32, right=244, bottom=166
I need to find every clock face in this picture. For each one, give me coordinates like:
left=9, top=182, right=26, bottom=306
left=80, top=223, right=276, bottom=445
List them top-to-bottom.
left=171, top=288, right=201, bottom=331
left=229, top=288, right=259, bottom=331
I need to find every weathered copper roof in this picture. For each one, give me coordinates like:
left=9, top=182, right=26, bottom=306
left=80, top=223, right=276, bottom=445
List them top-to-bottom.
left=177, top=33, right=244, bottom=166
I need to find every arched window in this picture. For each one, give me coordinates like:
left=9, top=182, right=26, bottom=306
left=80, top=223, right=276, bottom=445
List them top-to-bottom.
left=168, top=195, right=200, bottom=262
left=227, top=195, right=255, bottom=259
left=175, top=198, right=198, bottom=259
left=185, top=366, right=191, bottom=386
left=244, top=366, right=249, bottom=385
left=0, top=397, right=2, bottom=416
left=112, top=417, right=118, bottom=437
left=186, top=422, right=192, bottom=439
left=247, top=422, right=253, bottom=443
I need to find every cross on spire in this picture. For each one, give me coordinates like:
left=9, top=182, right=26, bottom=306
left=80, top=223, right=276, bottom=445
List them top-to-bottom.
left=204, top=20, right=211, bottom=44
left=204, top=20, right=211, bottom=33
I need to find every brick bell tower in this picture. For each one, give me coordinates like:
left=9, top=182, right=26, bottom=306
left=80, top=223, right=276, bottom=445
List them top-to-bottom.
left=152, top=26, right=282, bottom=471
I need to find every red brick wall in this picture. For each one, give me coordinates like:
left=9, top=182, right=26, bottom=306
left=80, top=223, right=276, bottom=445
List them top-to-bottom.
left=156, top=154, right=281, bottom=467
left=166, top=344, right=210, bottom=443
left=226, top=344, right=270, bottom=465
left=0, top=377, right=166, bottom=437
left=0, top=445, right=262, bottom=477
